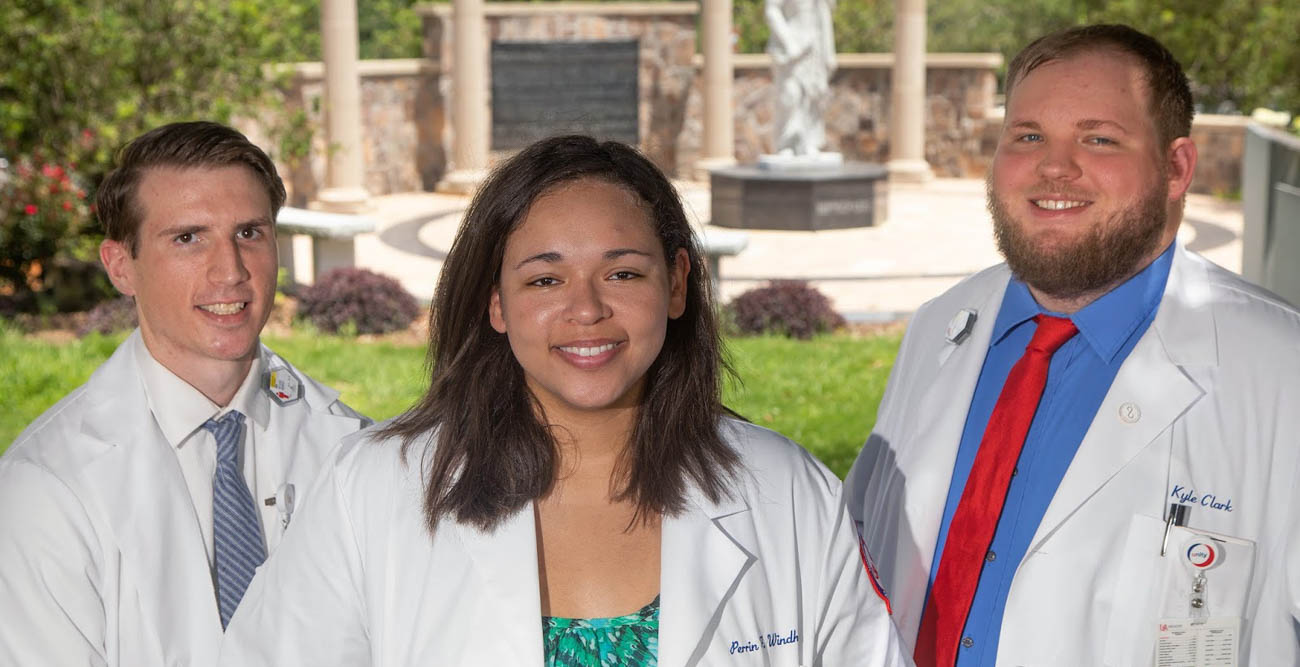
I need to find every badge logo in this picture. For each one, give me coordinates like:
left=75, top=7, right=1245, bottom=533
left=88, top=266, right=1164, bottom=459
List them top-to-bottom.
left=263, top=367, right=303, bottom=406
left=1185, top=541, right=1219, bottom=569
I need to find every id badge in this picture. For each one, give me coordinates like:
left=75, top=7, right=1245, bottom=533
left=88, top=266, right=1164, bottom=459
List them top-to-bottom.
left=1151, top=532, right=1251, bottom=667
left=1155, top=616, right=1238, bottom=666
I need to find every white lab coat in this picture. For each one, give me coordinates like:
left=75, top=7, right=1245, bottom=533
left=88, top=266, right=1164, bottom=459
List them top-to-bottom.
left=845, top=245, right=1300, bottom=665
left=0, top=331, right=369, bottom=667
left=218, top=417, right=909, bottom=666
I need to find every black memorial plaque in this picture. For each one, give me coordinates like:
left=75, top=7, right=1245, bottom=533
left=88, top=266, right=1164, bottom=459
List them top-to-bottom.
left=491, top=40, right=639, bottom=149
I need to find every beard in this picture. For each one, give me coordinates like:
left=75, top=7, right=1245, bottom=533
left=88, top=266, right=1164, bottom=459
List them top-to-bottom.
left=987, top=177, right=1170, bottom=301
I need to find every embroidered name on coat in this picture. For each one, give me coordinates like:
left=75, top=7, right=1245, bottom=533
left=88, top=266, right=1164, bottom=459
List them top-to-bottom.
left=1170, top=485, right=1235, bottom=512
left=729, top=629, right=799, bottom=654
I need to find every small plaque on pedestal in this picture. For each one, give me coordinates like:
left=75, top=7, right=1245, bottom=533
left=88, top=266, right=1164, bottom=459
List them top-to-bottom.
left=709, top=163, right=888, bottom=230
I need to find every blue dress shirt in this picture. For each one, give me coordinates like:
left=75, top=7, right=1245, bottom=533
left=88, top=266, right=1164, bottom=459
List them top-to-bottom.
left=930, top=243, right=1175, bottom=665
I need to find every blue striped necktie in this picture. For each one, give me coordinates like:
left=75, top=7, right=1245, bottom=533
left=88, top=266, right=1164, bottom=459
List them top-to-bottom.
left=202, top=410, right=266, bottom=629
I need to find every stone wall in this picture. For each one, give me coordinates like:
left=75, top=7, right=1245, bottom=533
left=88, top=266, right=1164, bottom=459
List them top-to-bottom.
left=249, top=2, right=1246, bottom=199
left=419, top=2, right=698, bottom=175
left=676, top=53, right=1001, bottom=177
left=240, top=60, right=442, bottom=206
left=1189, top=114, right=1248, bottom=196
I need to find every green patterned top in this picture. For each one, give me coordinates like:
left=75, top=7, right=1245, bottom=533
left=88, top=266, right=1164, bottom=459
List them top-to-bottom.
left=542, top=596, right=660, bottom=667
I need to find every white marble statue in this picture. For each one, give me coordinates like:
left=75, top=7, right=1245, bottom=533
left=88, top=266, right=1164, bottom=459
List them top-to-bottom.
left=764, top=0, right=837, bottom=158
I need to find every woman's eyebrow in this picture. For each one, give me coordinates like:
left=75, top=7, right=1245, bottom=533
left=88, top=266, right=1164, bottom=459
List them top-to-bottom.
left=514, top=251, right=562, bottom=270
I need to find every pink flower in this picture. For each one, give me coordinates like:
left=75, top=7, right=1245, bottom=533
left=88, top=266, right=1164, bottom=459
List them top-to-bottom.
left=62, top=201, right=73, bottom=211
left=24, top=204, right=38, bottom=215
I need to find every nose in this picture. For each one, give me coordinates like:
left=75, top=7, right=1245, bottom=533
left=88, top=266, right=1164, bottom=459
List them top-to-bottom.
left=1036, top=142, right=1082, bottom=181
left=208, top=237, right=251, bottom=285
left=564, top=276, right=611, bottom=325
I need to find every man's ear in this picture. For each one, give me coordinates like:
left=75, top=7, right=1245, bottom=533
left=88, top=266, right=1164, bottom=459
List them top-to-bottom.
left=1166, top=137, right=1198, bottom=201
left=99, top=239, right=137, bottom=296
left=667, top=247, right=690, bottom=320
left=489, top=286, right=507, bottom=334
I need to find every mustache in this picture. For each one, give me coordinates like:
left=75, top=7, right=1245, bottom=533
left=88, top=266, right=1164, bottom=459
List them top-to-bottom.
left=982, top=174, right=1096, bottom=204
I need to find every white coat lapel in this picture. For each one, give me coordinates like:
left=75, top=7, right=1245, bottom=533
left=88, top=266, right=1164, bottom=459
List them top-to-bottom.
left=1029, top=247, right=1216, bottom=551
left=889, top=281, right=1006, bottom=638
left=76, top=342, right=221, bottom=663
left=262, top=348, right=367, bottom=486
left=659, top=489, right=753, bottom=667
left=449, top=504, right=546, bottom=666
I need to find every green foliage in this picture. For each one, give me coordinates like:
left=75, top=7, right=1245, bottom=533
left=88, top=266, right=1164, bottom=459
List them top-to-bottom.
left=0, top=0, right=312, bottom=197
left=357, top=0, right=426, bottom=59
left=733, top=0, right=1300, bottom=116
left=0, top=328, right=903, bottom=478
left=725, top=333, right=900, bottom=477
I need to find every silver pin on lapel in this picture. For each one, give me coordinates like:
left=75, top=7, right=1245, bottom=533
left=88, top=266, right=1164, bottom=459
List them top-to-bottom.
left=946, top=309, right=978, bottom=344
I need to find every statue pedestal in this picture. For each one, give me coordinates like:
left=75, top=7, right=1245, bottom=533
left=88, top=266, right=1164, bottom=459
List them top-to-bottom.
left=709, top=162, right=888, bottom=230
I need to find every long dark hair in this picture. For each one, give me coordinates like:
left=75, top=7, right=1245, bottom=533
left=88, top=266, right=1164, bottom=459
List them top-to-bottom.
left=380, top=135, right=739, bottom=532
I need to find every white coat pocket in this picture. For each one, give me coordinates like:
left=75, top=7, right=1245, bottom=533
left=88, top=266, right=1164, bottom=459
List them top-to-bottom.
left=1104, top=515, right=1256, bottom=666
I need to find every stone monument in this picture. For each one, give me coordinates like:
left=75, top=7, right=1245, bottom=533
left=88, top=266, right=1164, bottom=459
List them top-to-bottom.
left=710, top=0, right=887, bottom=230
left=763, top=0, right=839, bottom=164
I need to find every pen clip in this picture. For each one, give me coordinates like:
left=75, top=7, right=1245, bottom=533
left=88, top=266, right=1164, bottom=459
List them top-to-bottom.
left=1161, top=503, right=1190, bottom=556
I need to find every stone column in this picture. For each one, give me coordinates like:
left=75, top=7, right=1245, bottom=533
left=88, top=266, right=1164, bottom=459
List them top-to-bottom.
left=317, top=0, right=370, bottom=212
left=438, top=0, right=490, bottom=194
left=696, top=0, right=735, bottom=180
left=888, top=0, right=932, bottom=182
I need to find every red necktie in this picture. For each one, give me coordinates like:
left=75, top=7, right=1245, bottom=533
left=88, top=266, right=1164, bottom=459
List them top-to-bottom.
left=914, top=314, right=1078, bottom=667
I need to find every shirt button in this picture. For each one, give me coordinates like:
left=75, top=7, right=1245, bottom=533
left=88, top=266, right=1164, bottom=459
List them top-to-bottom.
left=986, top=551, right=997, bottom=562
left=962, top=636, right=975, bottom=648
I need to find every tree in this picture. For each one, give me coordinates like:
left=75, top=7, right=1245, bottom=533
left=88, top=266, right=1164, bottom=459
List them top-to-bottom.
left=0, top=0, right=311, bottom=311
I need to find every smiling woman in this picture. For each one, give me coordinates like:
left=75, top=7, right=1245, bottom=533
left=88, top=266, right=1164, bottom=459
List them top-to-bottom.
left=218, top=135, right=906, bottom=667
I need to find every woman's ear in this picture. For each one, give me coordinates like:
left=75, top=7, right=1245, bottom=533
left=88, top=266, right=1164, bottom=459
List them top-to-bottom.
left=668, top=247, right=690, bottom=320
left=489, top=286, right=507, bottom=333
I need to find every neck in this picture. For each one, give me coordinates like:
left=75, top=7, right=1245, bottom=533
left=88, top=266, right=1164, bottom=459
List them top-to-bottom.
left=140, top=337, right=255, bottom=407
left=544, top=404, right=639, bottom=503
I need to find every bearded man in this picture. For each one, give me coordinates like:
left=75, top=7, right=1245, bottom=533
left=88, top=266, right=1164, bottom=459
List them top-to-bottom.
left=845, top=24, right=1300, bottom=666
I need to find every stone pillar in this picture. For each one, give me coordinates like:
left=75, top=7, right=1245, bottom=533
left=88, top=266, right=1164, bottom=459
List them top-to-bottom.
left=317, top=0, right=370, bottom=212
left=438, top=0, right=490, bottom=194
left=696, top=0, right=735, bottom=180
left=888, top=0, right=932, bottom=182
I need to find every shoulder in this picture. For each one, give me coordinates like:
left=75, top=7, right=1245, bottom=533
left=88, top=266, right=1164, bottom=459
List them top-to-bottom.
left=1175, top=251, right=1300, bottom=356
left=910, top=263, right=1010, bottom=329
left=2, top=338, right=133, bottom=473
left=719, top=417, right=840, bottom=504
left=323, top=420, right=426, bottom=500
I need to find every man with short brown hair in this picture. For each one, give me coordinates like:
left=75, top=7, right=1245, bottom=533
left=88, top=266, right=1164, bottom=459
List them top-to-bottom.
left=848, top=24, right=1300, bottom=666
left=0, top=122, right=369, bottom=666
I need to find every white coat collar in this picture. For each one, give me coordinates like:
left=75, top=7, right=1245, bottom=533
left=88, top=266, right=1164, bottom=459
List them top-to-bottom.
left=133, top=332, right=270, bottom=449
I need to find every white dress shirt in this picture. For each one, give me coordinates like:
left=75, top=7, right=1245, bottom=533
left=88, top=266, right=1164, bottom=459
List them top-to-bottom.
left=133, top=334, right=281, bottom=571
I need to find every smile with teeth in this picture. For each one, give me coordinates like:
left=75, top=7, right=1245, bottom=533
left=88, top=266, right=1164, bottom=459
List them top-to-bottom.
left=1033, top=199, right=1089, bottom=210
left=199, top=302, right=247, bottom=315
left=558, top=342, right=619, bottom=357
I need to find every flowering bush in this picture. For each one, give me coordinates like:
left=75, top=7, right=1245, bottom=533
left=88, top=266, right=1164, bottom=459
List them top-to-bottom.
left=0, top=154, right=92, bottom=312
left=296, top=268, right=421, bottom=335
left=726, top=280, right=846, bottom=340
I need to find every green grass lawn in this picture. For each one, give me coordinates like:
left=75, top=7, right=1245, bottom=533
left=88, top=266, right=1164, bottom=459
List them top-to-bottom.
left=0, top=328, right=900, bottom=478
